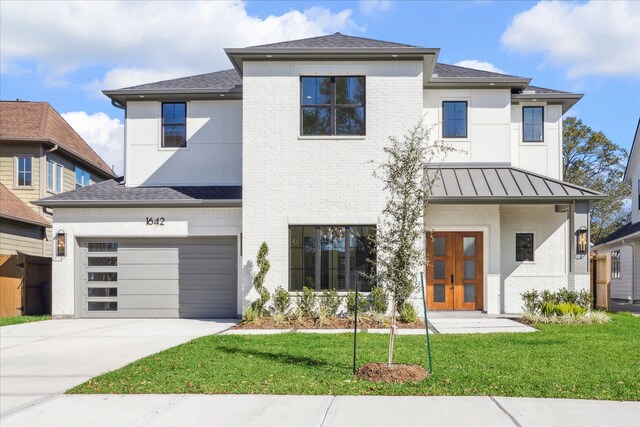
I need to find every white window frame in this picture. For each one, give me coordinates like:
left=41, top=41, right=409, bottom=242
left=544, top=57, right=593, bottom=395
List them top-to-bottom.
left=14, top=156, right=34, bottom=188
left=47, top=160, right=63, bottom=193
left=75, top=166, right=91, bottom=188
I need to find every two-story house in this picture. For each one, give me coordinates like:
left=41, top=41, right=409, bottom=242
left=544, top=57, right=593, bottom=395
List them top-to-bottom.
left=36, top=33, right=602, bottom=319
left=0, top=101, right=117, bottom=316
left=592, top=120, right=640, bottom=304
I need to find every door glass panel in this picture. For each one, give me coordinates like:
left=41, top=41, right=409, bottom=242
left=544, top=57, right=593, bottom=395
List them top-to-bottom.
left=434, top=237, right=445, bottom=257
left=463, top=237, right=475, bottom=257
left=88, top=257, right=118, bottom=267
left=434, top=260, right=445, bottom=279
left=464, top=260, right=475, bottom=280
left=434, top=284, right=446, bottom=302
left=464, top=284, right=475, bottom=303
left=88, top=301, right=117, bottom=311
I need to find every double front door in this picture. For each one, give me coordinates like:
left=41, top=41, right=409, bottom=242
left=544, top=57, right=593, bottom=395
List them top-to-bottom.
left=426, top=232, right=483, bottom=310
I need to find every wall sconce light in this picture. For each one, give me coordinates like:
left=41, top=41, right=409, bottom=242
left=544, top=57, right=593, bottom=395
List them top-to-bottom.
left=577, top=227, right=588, bottom=255
left=56, top=230, right=66, bottom=257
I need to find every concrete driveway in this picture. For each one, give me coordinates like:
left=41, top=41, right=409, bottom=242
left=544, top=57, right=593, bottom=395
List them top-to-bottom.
left=0, top=318, right=237, bottom=418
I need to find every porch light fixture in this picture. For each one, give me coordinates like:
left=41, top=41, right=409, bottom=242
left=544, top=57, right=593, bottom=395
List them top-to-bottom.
left=577, top=227, right=588, bottom=255
left=56, top=230, right=66, bottom=257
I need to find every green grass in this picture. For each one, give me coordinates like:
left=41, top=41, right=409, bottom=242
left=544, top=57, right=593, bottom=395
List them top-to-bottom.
left=70, top=313, right=640, bottom=400
left=0, top=315, right=51, bottom=327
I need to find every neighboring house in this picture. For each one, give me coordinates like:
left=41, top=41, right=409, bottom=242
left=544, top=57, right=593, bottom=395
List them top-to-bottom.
left=36, top=33, right=603, bottom=319
left=0, top=101, right=116, bottom=316
left=592, top=120, right=640, bottom=303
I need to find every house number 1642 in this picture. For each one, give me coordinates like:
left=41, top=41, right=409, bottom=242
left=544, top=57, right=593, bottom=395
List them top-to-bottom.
left=146, top=217, right=165, bottom=226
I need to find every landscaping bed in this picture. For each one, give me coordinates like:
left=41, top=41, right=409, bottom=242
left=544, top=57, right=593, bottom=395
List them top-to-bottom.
left=70, top=313, right=640, bottom=401
left=235, top=315, right=425, bottom=330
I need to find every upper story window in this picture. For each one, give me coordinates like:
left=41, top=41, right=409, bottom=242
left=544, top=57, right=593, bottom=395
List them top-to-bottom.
left=301, top=76, right=365, bottom=136
left=442, top=101, right=467, bottom=138
left=162, top=102, right=187, bottom=147
left=523, top=106, right=544, bottom=142
left=15, top=156, right=32, bottom=187
left=47, top=160, right=63, bottom=193
left=75, top=167, right=90, bottom=189
left=611, top=250, right=621, bottom=279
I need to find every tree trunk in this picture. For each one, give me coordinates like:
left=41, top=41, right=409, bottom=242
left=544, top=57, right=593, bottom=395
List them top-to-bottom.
left=388, top=299, right=397, bottom=367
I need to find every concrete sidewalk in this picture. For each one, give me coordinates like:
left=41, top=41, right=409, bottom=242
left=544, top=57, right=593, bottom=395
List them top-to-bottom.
left=1, top=394, right=637, bottom=427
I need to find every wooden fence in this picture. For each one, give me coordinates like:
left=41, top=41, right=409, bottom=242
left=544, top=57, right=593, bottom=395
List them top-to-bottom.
left=0, top=254, right=51, bottom=317
left=591, top=254, right=610, bottom=310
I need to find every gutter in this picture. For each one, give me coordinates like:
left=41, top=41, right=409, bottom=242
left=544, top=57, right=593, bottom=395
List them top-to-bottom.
left=32, top=199, right=242, bottom=208
left=621, top=239, right=636, bottom=302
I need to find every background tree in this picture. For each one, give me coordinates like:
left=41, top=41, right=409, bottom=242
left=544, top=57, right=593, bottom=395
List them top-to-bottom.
left=563, top=117, right=631, bottom=243
left=372, top=122, right=453, bottom=367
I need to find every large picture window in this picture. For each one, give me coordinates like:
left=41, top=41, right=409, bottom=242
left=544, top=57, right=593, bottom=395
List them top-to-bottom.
left=301, top=76, right=365, bottom=136
left=442, top=101, right=467, bottom=138
left=162, top=102, right=187, bottom=147
left=523, top=106, right=544, bottom=142
left=289, top=225, right=375, bottom=292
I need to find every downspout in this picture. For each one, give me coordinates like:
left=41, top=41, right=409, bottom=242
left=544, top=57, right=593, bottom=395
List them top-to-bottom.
left=621, top=239, right=635, bottom=302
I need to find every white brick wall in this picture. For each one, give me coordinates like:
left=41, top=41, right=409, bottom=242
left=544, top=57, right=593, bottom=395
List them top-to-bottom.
left=241, top=60, right=424, bottom=308
left=51, top=207, right=242, bottom=317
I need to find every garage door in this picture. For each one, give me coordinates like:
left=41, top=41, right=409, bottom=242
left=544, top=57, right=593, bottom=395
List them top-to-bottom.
left=76, top=237, right=237, bottom=318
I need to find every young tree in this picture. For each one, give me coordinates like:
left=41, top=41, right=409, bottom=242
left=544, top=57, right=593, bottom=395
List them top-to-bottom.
left=563, top=117, right=631, bottom=243
left=372, top=122, right=453, bottom=366
left=251, top=242, right=271, bottom=315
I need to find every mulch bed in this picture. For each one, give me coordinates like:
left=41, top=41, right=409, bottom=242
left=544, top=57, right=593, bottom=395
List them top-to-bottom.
left=235, top=316, right=425, bottom=330
left=356, top=362, right=430, bottom=383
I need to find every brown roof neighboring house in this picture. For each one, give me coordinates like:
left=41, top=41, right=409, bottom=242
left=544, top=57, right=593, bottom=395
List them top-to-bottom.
left=0, top=101, right=117, bottom=178
left=0, top=183, right=50, bottom=227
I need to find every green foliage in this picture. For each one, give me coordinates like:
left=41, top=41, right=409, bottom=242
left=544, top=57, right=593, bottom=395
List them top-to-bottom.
left=563, top=117, right=631, bottom=243
left=251, top=242, right=271, bottom=316
left=272, top=286, right=291, bottom=315
left=297, top=286, right=317, bottom=317
left=369, top=286, right=389, bottom=314
left=556, top=288, right=578, bottom=304
left=319, top=289, right=341, bottom=318
left=521, top=290, right=540, bottom=313
left=540, top=290, right=557, bottom=305
left=576, top=290, right=593, bottom=309
left=346, top=291, right=368, bottom=316
left=541, top=301, right=555, bottom=317
left=397, top=302, right=417, bottom=323
left=554, top=303, right=586, bottom=317
left=241, top=306, right=259, bottom=324
left=0, top=315, right=50, bottom=327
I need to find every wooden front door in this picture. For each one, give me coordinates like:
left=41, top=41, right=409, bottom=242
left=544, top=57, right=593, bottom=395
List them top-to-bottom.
left=426, top=232, right=483, bottom=310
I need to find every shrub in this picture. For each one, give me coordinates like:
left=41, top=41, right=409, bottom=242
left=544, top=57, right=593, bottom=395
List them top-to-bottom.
left=250, top=242, right=271, bottom=315
left=272, top=286, right=291, bottom=315
left=297, top=286, right=317, bottom=317
left=369, top=286, right=389, bottom=314
left=556, top=288, right=578, bottom=304
left=319, top=289, right=341, bottom=318
left=521, top=290, right=540, bottom=313
left=540, top=290, right=557, bottom=305
left=576, top=290, right=592, bottom=310
left=346, top=291, right=368, bottom=316
left=541, top=301, right=555, bottom=316
left=398, top=302, right=417, bottom=323
left=554, top=302, right=586, bottom=317
left=242, top=306, right=259, bottom=324
left=522, top=310, right=610, bottom=325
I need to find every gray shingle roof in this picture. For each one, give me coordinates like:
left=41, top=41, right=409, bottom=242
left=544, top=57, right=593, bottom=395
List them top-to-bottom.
left=248, top=32, right=417, bottom=49
left=433, top=63, right=521, bottom=79
left=120, top=69, right=242, bottom=91
left=521, top=85, right=568, bottom=95
left=428, top=164, right=604, bottom=202
left=35, top=177, right=242, bottom=206
left=594, top=221, right=640, bottom=246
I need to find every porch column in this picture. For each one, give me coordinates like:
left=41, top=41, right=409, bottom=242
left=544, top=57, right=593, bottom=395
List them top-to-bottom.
left=569, top=200, right=590, bottom=291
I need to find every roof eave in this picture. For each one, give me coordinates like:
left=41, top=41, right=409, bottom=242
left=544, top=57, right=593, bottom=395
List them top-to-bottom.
left=428, top=77, right=531, bottom=90
left=102, top=88, right=243, bottom=105
left=512, top=93, right=583, bottom=114
left=429, top=194, right=606, bottom=204
left=32, top=199, right=243, bottom=208
left=0, top=213, right=51, bottom=228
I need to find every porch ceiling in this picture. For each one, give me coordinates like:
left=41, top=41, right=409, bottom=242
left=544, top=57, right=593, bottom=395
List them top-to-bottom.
left=427, top=164, right=605, bottom=204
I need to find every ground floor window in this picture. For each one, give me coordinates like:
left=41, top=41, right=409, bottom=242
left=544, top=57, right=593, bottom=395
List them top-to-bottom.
left=289, top=225, right=376, bottom=292
left=515, top=233, right=534, bottom=262
left=611, top=250, right=621, bottom=279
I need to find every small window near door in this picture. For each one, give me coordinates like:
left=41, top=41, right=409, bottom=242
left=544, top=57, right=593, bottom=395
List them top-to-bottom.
left=523, top=106, right=544, bottom=142
left=516, top=233, right=534, bottom=262
left=611, top=250, right=621, bottom=279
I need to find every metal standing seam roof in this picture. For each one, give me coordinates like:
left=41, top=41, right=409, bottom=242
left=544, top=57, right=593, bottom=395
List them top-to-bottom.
left=427, top=165, right=604, bottom=202
left=33, top=177, right=242, bottom=206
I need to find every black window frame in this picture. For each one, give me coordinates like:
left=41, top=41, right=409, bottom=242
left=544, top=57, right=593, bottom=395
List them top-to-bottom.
left=300, top=76, right=366, bottom=136
left=442, top=101, right=468, bottom=139
left=161, top=102, right=187, bottom=148
left=522, top=106, right=544, bottom=143
left=288, top=225, right=376, bottom=292
left=515, top=233, right=534, bottom=262
left=611, top=250, right=621, bottom=279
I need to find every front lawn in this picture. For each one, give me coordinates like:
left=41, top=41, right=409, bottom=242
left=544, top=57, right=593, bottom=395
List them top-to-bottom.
left=70, top=313, right=640, bottom=401
left=0, top=315, right=51, bottom=327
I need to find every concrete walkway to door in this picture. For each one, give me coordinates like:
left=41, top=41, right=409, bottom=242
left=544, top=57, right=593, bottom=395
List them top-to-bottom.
left=0, top=318, right=237, bottom=418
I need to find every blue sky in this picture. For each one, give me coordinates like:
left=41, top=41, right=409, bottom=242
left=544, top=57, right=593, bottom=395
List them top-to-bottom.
left=1, top=1, right=638, bottom=174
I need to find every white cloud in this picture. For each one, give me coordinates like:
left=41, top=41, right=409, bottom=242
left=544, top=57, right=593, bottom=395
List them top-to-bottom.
left=0, top=1, right=360, bottom=88
left=359, top=1, right=393, bottom=15
left=501, top=1, right=640, bottom=78
left=454, top=60, right=506, bottom=74
left=61, top=111, right=124, bottom=175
